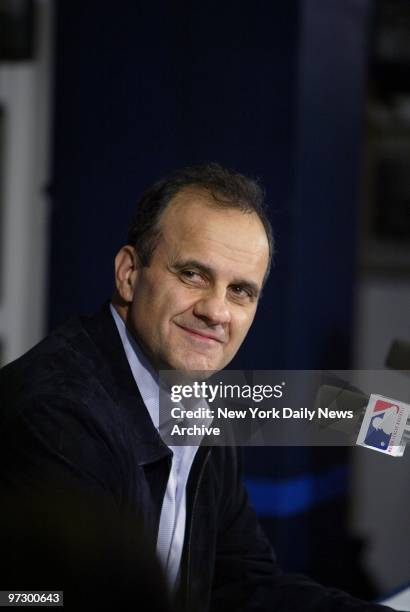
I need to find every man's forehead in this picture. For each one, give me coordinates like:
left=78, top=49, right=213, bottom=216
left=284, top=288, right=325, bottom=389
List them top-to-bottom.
left=160, top=186, right=222, bottom=220
left=160, top=187, right=264, bottom=236
left=156, top=191, right=269, bottom=285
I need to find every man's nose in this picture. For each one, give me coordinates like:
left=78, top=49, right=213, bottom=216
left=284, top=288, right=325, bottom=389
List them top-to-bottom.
left=193, top=290, right=231, bottom=325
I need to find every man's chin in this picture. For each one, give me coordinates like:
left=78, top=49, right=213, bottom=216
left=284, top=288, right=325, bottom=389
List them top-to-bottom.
left=160, top=353, right=226, bottom=379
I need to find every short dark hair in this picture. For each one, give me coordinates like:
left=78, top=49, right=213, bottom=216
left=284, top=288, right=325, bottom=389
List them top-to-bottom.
left=127, top=162, right=274, bottom=282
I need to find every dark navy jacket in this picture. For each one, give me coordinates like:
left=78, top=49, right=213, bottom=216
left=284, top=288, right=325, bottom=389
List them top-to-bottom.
left=0, top=304, right=394, bottom=611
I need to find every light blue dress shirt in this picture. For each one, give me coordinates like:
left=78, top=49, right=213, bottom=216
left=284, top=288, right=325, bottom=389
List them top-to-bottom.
left=110, top=304, right=199, bottom=593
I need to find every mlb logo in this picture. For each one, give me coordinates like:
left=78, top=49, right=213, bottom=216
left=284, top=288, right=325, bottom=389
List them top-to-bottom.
left=357, top=394, right=410, bottom=457
left=363, top=400, right=399, bottom=451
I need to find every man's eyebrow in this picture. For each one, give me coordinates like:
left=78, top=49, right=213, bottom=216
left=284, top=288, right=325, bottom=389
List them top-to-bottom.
left=170, top=259, right=261, bottom=298
left=170, top=259, right=214, bottom=277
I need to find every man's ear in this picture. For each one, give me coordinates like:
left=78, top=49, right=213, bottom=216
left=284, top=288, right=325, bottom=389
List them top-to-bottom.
left=114, top=245, right=140, bottom=303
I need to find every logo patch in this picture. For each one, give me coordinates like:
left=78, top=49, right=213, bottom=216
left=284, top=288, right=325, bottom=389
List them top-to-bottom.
left=357, top=395, right=410, bottom=457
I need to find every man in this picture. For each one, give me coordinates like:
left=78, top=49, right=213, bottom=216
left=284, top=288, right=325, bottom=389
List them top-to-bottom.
left=0, top=164, right=395, bottom=611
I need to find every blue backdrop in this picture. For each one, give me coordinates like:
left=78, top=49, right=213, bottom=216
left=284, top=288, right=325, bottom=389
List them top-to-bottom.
left=49, top=0, right=375, bottom=598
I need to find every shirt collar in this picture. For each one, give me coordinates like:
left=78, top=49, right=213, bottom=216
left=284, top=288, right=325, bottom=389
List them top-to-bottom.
left=109, top=303, right=212, bottom=441
left=110, top=303, right=160, bottom=428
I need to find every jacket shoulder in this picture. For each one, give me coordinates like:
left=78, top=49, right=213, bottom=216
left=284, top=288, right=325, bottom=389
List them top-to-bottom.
left=0, top=317, right=99, bottom=414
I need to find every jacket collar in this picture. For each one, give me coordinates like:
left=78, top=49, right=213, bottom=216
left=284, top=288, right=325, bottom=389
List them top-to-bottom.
left=76, top=301, right=172, bottom=466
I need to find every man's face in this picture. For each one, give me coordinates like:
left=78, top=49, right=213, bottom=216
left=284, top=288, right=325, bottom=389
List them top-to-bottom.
left=116, top=188, right=270, bottom=373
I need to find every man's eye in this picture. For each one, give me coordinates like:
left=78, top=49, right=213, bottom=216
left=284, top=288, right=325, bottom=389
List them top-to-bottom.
left=181, top=270, right=202, bottom=282
left=230, top=286, right=251, bottom=299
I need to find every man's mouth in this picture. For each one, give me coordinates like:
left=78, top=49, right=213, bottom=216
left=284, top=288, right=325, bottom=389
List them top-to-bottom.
left=175, top=323, right=224, bottom=344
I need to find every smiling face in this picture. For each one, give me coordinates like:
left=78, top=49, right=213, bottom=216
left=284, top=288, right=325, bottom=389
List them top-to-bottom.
left=114, top=188, right=270, bottom=373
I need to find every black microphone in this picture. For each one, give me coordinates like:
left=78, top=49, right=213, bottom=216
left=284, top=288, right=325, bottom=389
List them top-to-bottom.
left=386, top=339, right=410, bottom=371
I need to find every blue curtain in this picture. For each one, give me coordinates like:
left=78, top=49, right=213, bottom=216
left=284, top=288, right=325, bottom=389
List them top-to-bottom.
left=49, top=0, right=373, bottom=598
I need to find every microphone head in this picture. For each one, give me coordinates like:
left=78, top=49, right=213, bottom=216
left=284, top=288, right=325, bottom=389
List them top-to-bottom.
left=386, top=339, right=410, bottom=371
left=313, top=385, right=369, bottom=439
left=315, top=385, right=368, bottom=415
